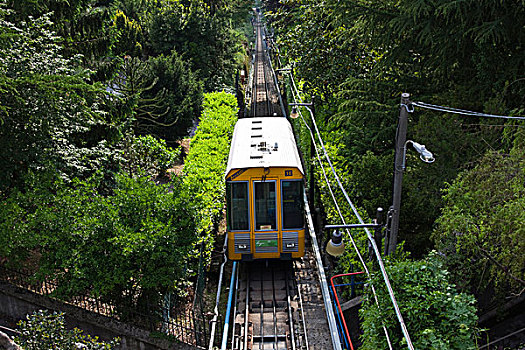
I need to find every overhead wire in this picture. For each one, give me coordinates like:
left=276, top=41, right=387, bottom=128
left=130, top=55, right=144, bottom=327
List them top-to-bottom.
left=273, top=30, right=414, bottom=348
left=276, top=30, right=523, bottom=349
left=287, top=73, right=394, bottom=350
left=308, top=97, right=414, bottom=350
left=412, top=101, right=525, bottom=120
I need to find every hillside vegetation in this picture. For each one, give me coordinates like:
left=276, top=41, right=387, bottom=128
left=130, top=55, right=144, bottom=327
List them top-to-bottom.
left=0, top=0, right=249, bottom=322
left=266, top=0, right=524, bottom=347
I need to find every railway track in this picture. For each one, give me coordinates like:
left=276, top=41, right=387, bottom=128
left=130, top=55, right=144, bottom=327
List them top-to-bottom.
left=215, top=8, right=336, bottom=350
left=249, top=15, right=281, bottom=118
left=230, top=260, right=308, bottom=350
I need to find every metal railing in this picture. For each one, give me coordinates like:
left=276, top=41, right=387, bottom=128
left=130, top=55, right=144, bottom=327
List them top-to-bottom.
left=0, top=265, right=209, bottom=348
left=330, top=272, right=366, bottom=350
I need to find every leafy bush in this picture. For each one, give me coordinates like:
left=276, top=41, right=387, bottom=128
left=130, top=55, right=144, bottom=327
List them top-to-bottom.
left=0, top=9, right=126, bottom=193
left=110, top=53, right=203, bottom=143
left=183, top=92, right=238, bottom=257
left=0, top=172, right=198, bottom=313
left=359, top=253, right=478, bottom=350
left=16, top=310, right=119, bottom=349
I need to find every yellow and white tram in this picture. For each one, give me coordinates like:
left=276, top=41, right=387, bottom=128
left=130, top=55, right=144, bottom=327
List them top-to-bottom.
left=225, top=117, right=306, bottom=260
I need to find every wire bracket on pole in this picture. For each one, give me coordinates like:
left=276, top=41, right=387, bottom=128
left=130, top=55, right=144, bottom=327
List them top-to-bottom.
left=400, top=103, right=414, bottom=113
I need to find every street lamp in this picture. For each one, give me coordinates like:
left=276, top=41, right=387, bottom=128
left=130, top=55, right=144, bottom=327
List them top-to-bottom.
left=385, top=93, right=435, bottom=255
left=290, top=106, right=299, bottom=119
left=403, top=140, right=435, bottom=167
left=324, top=208, right=384, bottom=258
left=326, top=230, right=345, bottom=257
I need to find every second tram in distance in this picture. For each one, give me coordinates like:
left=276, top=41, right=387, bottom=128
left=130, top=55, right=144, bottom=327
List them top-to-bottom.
left=225, top=117, right=306, bottom=260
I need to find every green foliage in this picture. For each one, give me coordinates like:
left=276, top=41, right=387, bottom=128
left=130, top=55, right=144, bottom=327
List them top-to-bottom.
left=5, top=0, right=115, bottom=73
left=147, top=0, right=247, bottom=91
left=271, top=0, right=522, bottom=257
left=326, top=0, right=525, bottom=102
left=0, top=8, right=127, bottom=193
left=112, top=9, right=144, bottom=57
left=139, top=51, right=203, bottom=141
left=111, top=53, right=203, bottom=143
left=183, top=92, right=238, bottom=257
left=120, top=134, right=181, bottom=178
left=306, top=137, right=371, bottom=272
left=433, top=148, right=525, bottom=308
left=0, top=173, right=198, bottom=312
left=359, top=253, right=478, bottom=350
left=16, top=310, right=119, bottom=349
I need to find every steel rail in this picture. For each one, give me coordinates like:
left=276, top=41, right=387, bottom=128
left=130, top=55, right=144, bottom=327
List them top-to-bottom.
left=209, top=236, right=229, bottom=350
left=293, top=260, right=310, bottom=350
left=231, top=263, right=241, bottom=350
left=285, top=266, right=297, bottom=350
left=244, top=267, right=250, bottom=350
left=272, top=268, right=279, bottom=349
left=259, top=269, right=264, bottom=350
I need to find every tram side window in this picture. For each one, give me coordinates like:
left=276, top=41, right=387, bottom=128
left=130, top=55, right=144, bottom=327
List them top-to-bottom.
left=282, top=181, right=304, bottom=229
left=227, top=182, right=249, bottom=231
left=254, top=182, right=276, bottom=230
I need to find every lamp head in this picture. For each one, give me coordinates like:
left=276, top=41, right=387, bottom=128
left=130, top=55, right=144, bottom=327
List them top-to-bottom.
left=290, top=106, right=299, bottom=119
left=410, top=141, right=435, bottom=163
left=326, top=230, right=345, bottom=257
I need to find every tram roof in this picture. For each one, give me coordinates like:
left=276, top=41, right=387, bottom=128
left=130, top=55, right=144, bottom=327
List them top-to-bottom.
left=226, top=117, right=304, bottom=177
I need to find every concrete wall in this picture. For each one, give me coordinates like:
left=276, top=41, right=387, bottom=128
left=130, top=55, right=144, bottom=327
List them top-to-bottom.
left=0, top=282, right=195, bottom=350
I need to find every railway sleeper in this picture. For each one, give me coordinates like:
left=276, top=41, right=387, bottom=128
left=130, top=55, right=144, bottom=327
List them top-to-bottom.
left=249, top=300, right=287, bottom=310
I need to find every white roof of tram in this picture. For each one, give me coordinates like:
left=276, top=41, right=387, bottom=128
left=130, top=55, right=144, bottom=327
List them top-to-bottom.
left=226, top=117, right=304, bottom=177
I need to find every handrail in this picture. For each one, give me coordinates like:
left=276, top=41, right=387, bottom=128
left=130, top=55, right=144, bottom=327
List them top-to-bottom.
left=303, top=191, right=342, bottom=350
left=208, top=236, right=229, bottom=350
left=220, top=261, right=238, bottom=350
left=330, top=272, right=365, bottom=350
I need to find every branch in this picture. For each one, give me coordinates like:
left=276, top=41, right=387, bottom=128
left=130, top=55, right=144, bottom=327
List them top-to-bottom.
left=477, top=245, right=525, bottom=287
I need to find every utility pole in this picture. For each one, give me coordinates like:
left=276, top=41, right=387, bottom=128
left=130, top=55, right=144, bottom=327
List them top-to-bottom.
left=386, top=93, right=410, bottom=255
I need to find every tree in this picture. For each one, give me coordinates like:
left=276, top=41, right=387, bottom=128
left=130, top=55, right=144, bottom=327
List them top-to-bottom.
left=5, top=0, right=114, bottom=63
left=148, top=0, right=246, bottom=90
left=270, top=0, right=521, bottom=256
left=0, top=8, right=126, bottom=193
left=111, top=9, right=144, bottom=57
left=111, top=53, right=202, bottom=143
left=120, top=134, right=181, bottom=178
left=433, top=147, right=525, bottom=310
left=0, top=173, right=199, bottom=314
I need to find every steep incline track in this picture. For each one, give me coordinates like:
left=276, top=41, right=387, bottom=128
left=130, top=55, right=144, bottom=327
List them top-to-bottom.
left=249, top=14, right=282, bottom=118
left=231, top=260, right=308, bottom=350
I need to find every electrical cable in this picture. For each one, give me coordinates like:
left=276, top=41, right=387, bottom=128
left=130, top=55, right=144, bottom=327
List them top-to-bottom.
left=276, top=39, right=410, bottom=349
left=288, top=68, right=414, bottom=349
left=288, top=77, right=394, bottom=350
left=308, top=101, right=415, bottom=350
left=412, top=101, right=525, bottom=120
